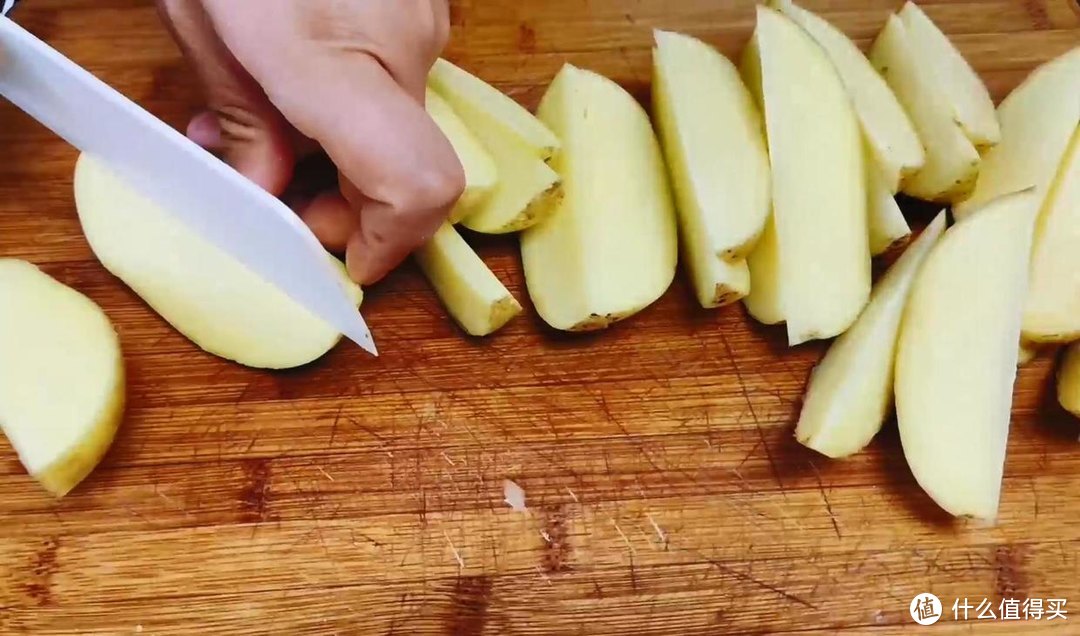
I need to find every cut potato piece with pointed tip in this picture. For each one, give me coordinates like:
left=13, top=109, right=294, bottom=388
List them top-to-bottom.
left=770, top=0, right=924, bottom=191
left=898, top=2, right=1000, bottom=148
left=746, top=6, right=870, bottom=345
left=870, top=15, right=980, bottom=203
left=652, top=30, right=771, bottom=264
left=954, top=48, right=1080, bottom=220
left=428, top=59, right=560, bottom=159
left=427, top=60, right=562, bottom=234
left=522, top=64, right=678, bottom=331
left=426, top=89, right=498, bottom=222
left=455, top=126, right=562, bottom=234
left=1023, top=127, right=1080, bottom=343
left=74, top=155, right=362, bottom=370
left=868, top=162, right=912, bottom=255
left=895, top=190, right=1038, bottom=522
left=797, top=213, right=944, bottom=459
left=744, top=214, right=783, bottom=325
left=415, top=223, right=522, bottom=336
left=0, top=259, right=125, bottom=497
left=1057, top=343, right=1080, bottom=417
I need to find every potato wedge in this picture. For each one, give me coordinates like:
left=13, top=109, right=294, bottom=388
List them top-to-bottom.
left=771, top=0, right=925, bottom=191
left=898, top=1, right=1000, bottom=148
left=743, top=6, right=870, bottom=344
left=870, top=15, right=980, bottom=202
left=652, top=30, right=771, bottom=265
left=953, top=47, right=1080, bottom=220
left=429, top=58, right=560, bottom=159
left=427, top=60, right=562, bottom=234
left=522, top=64, right=678, bottom=331
left=426, top=88, right=498, bottom=222
left=1023, top=127, right=1080, bottom=343
left=75, top=155, right=362, bottom=370
left=868, top=161, right=912, bottom=255
left=895, top=190, right=1038, bottom=522
left=797, top=213, right=945, bottom=459
left=744, top=214, right=784, bottom=325
left=415, top=223, right=522, bottom=336
left=0, top=259, right=125, bottom=497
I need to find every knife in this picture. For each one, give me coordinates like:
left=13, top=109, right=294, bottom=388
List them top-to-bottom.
left=0, top=16, right=378, bottom=356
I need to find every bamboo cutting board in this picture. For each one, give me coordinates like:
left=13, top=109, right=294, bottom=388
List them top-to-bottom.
left=1, top=0, right=1079, bottom=633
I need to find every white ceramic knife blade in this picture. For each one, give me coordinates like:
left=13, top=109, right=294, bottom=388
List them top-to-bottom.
left=0, top=17, right=377, bottom=355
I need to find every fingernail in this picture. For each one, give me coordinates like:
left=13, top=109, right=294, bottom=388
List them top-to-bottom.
left=186, top=111, right=223, bottom=150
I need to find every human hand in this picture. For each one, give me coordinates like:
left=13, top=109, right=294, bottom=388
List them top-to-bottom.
left=157, top=0, right=465, bottom=285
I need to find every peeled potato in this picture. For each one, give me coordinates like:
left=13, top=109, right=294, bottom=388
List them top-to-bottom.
left=742, top=6, right=870, bottom=344
left=427, top=59, right=562, bottom=234
left=522, top=64, right=678, bottom=331
left=74, top=154, right=362, bottom=370
left=895, top=190, right=1038, bottom=522
left=797, top=213, right=945, bottom=458
left=415, top=223, right=522, bottom=336
left=0, top=259, right=125, bottom=497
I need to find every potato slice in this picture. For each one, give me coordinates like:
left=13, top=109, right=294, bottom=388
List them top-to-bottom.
left=770, top=0, right=925, bottom=191
left=898, top=2, right=1000, bottom=148
left=743, top=6, right=870, bottom=345
left=870, top=15, right=981, bottom=202
left=652, top=30, right=771, bottom=266
left=953, top=47, right=1080, bottom=220
left=429, top=59, right=560, bottom=159
left=427, top=60, right=562, bottom=234
left=522, top=64, right=678, bottom=331
left=426, top=89, right=498, bottom=222
left=1023, top=128, right=1080, bottom=343
left=74, top=155, right=362, bottom=370
left=868, top=161, right=911, bottom=255
left=895, top=190, right=1038, bottom=522
left=797, top=213, right=945, bottom=459
left=743, top=214, right=783, bottom=325
left=415, top=223, right=522, bottom=336
left=0, top=259, right=124, bottom=497
left=1057, top=343, right=1080, bottom=417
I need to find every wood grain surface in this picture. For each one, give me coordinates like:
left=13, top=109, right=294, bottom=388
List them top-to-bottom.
left=1, top=0, right=1079, bottom=633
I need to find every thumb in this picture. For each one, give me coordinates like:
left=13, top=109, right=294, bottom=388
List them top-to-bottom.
left=156, top=0, right=294, bottom=195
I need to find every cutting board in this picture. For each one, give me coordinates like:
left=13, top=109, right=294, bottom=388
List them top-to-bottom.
left=1, top=0, right=1078, bottom=633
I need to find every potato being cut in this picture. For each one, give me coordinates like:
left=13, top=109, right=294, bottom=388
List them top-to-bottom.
left=770, top=0, right=925, bottom=191
left=898, top=2, right=1000, bottom=148
left=743, top=6, right=870, bottom=345
left=870, top=15, right=980, bottom=202
left=652, top=30, right=771, bottom=266
left=953, top=47, right=1080, bottom=220
left=429, top=59, right=560, bottom=159
left=427, top=60, right=562, bottom=234
left=522, top=64, right=678, bottom=331
left=426, top=89, right=498, bottom=222
left=1023, top=128, right=1080, bottom=343
left=74, top=154, right=362, bottom=370
left=868, top=162, right=911, bottom=255
left=895, top=190, right=1038, bottom=522
left=797, top=213, right=945, bottom=459
left=415, top=223, right=522, bottom=336
left=0, top=259, right=124, bottom=497
left=1057, top=343, right=1080, bottom=417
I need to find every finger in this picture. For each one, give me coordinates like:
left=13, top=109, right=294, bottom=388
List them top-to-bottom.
left=156, top=0, right=294, bottom=195
left=265, top=57, right=463, bottom=283
left=296, top=192, right=361, bottom=255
